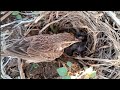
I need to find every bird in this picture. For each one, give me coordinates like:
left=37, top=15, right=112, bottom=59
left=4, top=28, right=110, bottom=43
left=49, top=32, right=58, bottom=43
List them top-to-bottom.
left=3, top=33, right=80, bottom=63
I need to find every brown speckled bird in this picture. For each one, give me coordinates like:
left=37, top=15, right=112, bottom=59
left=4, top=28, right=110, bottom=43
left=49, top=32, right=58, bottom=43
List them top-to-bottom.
left=3, top=33, right=79, bottom=63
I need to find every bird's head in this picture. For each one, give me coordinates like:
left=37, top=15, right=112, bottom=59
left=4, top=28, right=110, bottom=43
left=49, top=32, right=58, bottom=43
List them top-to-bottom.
left=55, top=33, right=80, bottom=51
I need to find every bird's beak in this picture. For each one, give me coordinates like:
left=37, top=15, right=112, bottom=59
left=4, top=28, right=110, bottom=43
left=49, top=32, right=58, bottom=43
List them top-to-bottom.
left=58, top=38, right=80, bottom=51
left=65, top=38, right=80, bottom=45
left=68, top=38, right=80, bottom=45
left=74, top=38, right=80, bottom=43
left=66, top=39, right=79, bottom=45
left=70, top=41, right=79, bottom=44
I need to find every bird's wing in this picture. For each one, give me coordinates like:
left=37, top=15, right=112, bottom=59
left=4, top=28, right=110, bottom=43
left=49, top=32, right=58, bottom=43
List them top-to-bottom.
left=4, top=35, right=55, bottom=57
left=4, top=38, right=31, bottom=56
left=29, top=41, right=53, bottom=52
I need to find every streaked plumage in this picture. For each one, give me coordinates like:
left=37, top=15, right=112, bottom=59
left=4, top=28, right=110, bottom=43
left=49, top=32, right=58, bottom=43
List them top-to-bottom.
left=4, top=33, right=79, bottom=63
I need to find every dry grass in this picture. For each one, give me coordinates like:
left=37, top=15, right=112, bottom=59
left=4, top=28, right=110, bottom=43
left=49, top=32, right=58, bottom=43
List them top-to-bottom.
left=1, top=11, right=120, bottom=79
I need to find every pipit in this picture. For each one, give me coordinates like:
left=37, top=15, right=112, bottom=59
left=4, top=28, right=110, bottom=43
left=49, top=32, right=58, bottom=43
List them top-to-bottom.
left=3, top=33, right=80, bottom=63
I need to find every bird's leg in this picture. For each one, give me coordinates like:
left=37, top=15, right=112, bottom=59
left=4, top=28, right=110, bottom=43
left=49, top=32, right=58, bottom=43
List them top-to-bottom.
left=17, top=58, right=25, bottom=79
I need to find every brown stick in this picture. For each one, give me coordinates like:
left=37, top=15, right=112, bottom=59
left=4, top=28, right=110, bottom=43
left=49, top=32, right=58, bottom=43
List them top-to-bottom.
left=1, top=11, right=13, bottom=21
left=75, top=56, right=118, bottom=62
left=17, top=59, right=25, bottom=79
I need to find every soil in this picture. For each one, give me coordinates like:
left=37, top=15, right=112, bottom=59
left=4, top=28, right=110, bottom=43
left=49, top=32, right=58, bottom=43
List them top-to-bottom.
left=3, top=54, right=81, bottom=79
left=5, top=58, right=20, bottom=79
left=24, top=62, right=59, bottom=79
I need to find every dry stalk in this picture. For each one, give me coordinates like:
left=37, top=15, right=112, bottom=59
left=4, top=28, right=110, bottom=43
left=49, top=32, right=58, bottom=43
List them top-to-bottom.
left=1, top=11, right=13, bottom=21
left=34, top=11, right=50, bottom=23
left=104, top=11, right=120, bottom=26
left=39, top=12, right=71, bottom=34
left=75, top=56, right=119, bottom=62
left=1, top=57, right=12, bottom=79
left=17, top=58, right=25, bottom=79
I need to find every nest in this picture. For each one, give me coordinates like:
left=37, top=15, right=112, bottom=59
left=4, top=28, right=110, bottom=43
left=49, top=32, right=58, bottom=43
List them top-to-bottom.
left=1, top=11, right=120, bottom=79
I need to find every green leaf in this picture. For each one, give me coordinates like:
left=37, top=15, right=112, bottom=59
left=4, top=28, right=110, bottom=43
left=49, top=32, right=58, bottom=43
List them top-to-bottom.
left=12, top=11, right=20, bottom=15
left=16, top=14, right=22, bottom=19
left=67, top=61, right=72, bottom=67
left=30, top=63, right=39, bottom=71
left=57, top=67, right=68, bottom=76
left=89, top=71, right=96, bottom=78
left=62, top=76, right=71, bottom=79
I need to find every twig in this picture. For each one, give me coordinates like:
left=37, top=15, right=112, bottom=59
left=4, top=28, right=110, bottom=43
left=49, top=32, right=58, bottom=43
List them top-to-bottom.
left=1, top=11, right=13, bottom=21
left=1, top=11, right=7, bottom=14
left=20, top=11, right=43, bottom=15
left=34, top=11, right=50, bottom=23
left=104, top=11, right=120, bottom=26
left=39, top=12, right=71, bottom=34
left=1, top=18, right=34, bottom=29
left=13, top=19, right=34, bottom=28
left=0, top=21, right=17, bottom=28
left=3, top=56, right=12, bottom=68
left=75, top=56, right=119, bottom=62
left=1, top=57, right=12, bottom=79
left=17, top=58, right=25, bottom=79
left=78, top=60, right=87, bottom=67
left=89, top=64, right=113, bottom=67
left=98, top=75, right=109, bottom=79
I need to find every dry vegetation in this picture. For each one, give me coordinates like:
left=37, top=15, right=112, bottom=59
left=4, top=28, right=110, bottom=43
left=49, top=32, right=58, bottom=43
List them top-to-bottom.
left=0, top=11, right=120, bottom=79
